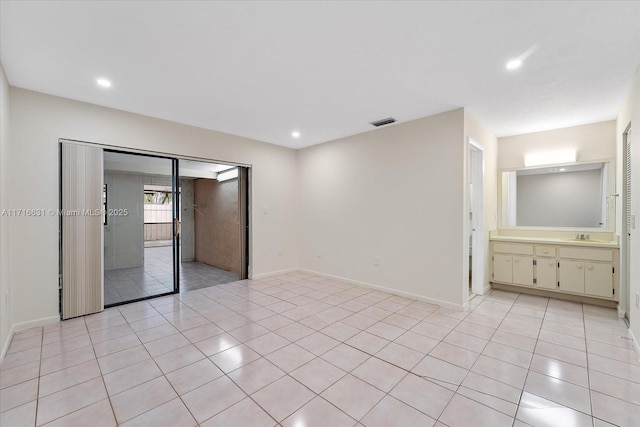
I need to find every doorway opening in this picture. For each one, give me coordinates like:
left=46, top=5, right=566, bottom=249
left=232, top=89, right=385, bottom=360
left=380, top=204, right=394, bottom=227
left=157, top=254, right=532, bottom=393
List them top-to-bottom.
left=469, top=139, right=485, bottom=298
left=102, top=151, right=249, bottom=307
left=103, top=151, right=179, bottom=306
left=179, top=159, right=247, bottom=293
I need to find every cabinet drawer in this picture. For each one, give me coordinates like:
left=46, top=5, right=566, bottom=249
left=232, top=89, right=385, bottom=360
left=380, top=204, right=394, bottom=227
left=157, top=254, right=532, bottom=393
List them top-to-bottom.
left=493, top=243, right=533, bottom=255
left=536, top=246, right=556, bottom=257
left=559, top=247, right=612, bottom=262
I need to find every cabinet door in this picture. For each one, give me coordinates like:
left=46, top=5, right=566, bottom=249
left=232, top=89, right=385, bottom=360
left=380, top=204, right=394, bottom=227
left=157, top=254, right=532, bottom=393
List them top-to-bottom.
left=493, top=254, right=512, bottom=283
left=513, top=256, right=533, bottom=286
left=536, top=257, right=557, bottom=290
left=558, top=260, right=585, bottom=294
left=585, top=262, right=613, bottom=298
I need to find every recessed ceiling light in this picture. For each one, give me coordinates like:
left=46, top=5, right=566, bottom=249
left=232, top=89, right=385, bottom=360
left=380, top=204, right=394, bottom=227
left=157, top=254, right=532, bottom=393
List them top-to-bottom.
left=505, top=44, right=539, bottom=72
left=506, top=59, right=522, bottom=70
left=96, top=78, right=112, bottom=88
left=291, top=131, right=300, bottom=138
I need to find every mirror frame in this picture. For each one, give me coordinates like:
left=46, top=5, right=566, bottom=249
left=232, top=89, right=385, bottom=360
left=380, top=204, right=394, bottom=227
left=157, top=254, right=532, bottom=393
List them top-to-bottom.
left=497, top=158, right=616, bottom=232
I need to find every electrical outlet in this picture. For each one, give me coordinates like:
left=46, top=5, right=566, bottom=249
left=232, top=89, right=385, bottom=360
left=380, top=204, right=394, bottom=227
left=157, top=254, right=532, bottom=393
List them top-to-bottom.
left=277, top=247, right=283, bottom=256
left=317, top=250, right=323, bottom=258
left=373, top=256, right=380, bottom=266
left=636, top=292, right=639, bottom=309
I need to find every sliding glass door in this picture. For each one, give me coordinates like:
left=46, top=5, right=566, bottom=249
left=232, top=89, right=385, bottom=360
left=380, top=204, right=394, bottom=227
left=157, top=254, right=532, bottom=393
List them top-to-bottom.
left=61, top=142, right=250, bottom=315
left=102, top=151, right=179, bottom=306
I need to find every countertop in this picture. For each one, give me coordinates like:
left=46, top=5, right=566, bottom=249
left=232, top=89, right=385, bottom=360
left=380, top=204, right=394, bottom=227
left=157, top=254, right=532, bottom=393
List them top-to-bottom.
left=489, top=235, right=619, bottom=248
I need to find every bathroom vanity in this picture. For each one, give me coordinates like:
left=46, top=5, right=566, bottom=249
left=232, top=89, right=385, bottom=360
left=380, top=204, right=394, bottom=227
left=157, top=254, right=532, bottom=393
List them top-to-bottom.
left=492, top=158, right=621, bottom=304
left=489, top=233, right=619, bottom=302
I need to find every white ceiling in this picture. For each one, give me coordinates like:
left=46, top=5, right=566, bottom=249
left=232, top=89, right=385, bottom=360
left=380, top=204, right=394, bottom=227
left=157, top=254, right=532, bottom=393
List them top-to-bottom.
left=1, top=1, right=639, bottom=149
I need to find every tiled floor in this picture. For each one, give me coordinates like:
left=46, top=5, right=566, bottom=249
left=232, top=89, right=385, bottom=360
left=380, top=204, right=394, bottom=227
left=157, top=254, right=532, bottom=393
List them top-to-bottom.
left=104, top=246, right=239, bottom=305
left=2, top=271, right=639, bottom=427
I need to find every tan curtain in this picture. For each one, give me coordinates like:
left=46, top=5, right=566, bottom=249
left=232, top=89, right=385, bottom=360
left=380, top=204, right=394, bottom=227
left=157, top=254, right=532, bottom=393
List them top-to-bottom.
left=61, top=142, right=103, bottom=319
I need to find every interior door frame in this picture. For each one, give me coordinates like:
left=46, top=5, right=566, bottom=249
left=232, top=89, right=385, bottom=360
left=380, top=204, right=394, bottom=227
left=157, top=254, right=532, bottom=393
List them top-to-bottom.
left=469, top=139, right=486, bottom=296
left=238, top=166, right=250, bottom=280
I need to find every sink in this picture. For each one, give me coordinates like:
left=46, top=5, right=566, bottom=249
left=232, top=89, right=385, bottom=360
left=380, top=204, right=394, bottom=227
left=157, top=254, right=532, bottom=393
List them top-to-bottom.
left=565, top=238, right=611, bottom=243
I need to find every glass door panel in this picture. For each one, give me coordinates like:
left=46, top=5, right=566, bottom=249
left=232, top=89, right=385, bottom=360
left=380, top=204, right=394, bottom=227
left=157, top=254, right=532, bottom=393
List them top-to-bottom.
left=103, top=151, right=178, bottom=306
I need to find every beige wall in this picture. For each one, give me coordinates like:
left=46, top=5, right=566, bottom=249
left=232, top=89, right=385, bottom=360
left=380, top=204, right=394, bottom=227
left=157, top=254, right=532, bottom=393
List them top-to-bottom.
left=0, top=64, right=13, bottom=358
left=616, top=67, right=640, bottom=354
left=7, top=88, right=299, bottom=331
left=297, top=109, right=468, bottom=308
left=498, top=121, right=617, bottom=170
left=194, top=178, right=240, bottom=273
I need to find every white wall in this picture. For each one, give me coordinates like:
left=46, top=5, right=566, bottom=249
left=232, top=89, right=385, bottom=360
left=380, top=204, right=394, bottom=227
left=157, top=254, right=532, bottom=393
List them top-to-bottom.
left=0, top=64, right=13, bottom=359
left=616, top=67, right=640, bottom=355
left=8, top=88, right=299, bottom=330
left=297, top=109, right=467, bottom=308
left=464, top=110, right=499, bottom=300
left=498, top=121, right=616, bottom=170
left=517, top=169, right=603, bottom=227
left=103, top=172, right=145, bottom=270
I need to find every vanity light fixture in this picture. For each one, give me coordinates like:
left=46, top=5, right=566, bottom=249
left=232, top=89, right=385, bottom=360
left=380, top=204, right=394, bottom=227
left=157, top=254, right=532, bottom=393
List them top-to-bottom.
left=96, top=78, right=112, bottom=88
left=291, top=131, right=301, bottom=138
left=524, top=150, right=577, bottom=167
left=216, top=168, right=238, bottom=182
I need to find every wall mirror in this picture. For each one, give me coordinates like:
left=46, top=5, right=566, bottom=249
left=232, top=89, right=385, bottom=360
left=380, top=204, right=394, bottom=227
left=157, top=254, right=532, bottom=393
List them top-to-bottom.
left=499, top=161, right=616, bottom=229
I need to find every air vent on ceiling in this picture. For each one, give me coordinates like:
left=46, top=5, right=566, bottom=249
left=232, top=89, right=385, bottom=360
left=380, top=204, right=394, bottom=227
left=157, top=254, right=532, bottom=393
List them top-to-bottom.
left=370, top=117, right=396, bottom=127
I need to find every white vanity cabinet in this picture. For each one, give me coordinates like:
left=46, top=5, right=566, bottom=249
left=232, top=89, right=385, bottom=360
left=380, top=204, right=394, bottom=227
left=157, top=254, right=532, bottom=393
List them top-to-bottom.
left=490, top=239, right=618, bottom=302
left=492, top=243, right=534, bottom=287
left=534, top=246, right=557, bottom=290
left=558, top=247, right=614, bottom=298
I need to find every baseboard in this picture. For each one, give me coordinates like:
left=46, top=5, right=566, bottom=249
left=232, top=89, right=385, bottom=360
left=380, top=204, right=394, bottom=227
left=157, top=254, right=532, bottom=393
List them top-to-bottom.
left=251, top=268, right=300, bottom=280
left=298, top=268, right=466, bottom=311
left=483, top=283, right=492, bottom=295
left=491, top=283, right=618, bottom=308
left=618, top=305, right=626, bottom=319
left=1, top=315, right=60, bottom=365
left=14, top=316, right=60, bottom=332
left=0, top=324, right=16, bottom=365
left=629, top=328, right=640, bottom=362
